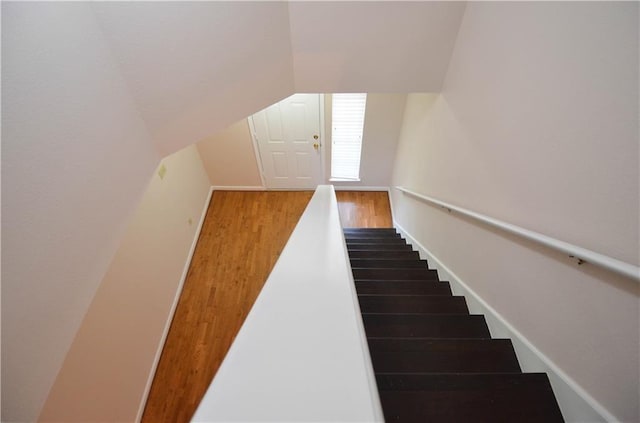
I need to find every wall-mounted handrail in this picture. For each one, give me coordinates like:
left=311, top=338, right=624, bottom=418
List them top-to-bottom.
left=191, top=185, right=383, bottom=422
left=396, top=186, right=640, bottom=282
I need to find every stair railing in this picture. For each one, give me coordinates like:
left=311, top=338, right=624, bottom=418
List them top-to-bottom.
left=191, top=185, right=384, bottom=422
left=396, top=186, right=639, bottom=282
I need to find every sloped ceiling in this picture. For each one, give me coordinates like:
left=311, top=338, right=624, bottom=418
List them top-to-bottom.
left=92, top=1, right=296, bottom=156
left=93, top=1, right=466, bottom=156
left=289, top=1, right=467, bottom=93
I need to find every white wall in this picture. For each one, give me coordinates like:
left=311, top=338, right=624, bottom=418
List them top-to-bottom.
left=1, top=3, right=160, bottom=422
left=390, top=3, right=638, bottom=421
left=325, top=94, right=407, bottom=188
left=196, top=119, right=263, bottom=188
left=39, top=145, right=212, bottom=422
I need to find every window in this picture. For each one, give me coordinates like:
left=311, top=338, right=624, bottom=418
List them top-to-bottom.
left=331, top=93, right=367, bottom=180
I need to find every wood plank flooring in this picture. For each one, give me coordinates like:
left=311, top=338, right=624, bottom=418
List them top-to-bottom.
left=141, top=190, right=392, bottom=422
left=336, top=191, right=393, bottom=227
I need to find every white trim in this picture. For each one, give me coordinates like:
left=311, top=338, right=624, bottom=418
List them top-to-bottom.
left=319, top=94, right=327, bottom=184
left=247, top=117, right=267, bottom=188
left=330, top=178, right=361, bottom=182
left=332, top=185, right=390, bottom=192
left=387, top=185, right=396, bottom=229
left=135, top=186, right=214, bottom=423
left=211, top=186, right=266, bottom=191
left=396, top=186, right=639, bottom=282
left=265, top=188, right=315, bottom=192
left=393, top=220, right=617, bottom=423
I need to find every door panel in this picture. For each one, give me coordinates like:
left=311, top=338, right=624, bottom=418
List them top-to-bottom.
left=252, top=94, right=322, bottom=189
left=289, top=104, right=307, bottom=141
left=266, top=106, right=285, bottom=141
left=272, top=153, right=288, bottom=178
left=296, top=153, right=311, bottom=177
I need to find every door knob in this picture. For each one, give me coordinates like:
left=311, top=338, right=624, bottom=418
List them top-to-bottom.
left=313, top=143, right=320, bottom=150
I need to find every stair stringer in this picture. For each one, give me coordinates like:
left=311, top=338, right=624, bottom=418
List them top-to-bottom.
left=393, top=220, right=616, bottom=423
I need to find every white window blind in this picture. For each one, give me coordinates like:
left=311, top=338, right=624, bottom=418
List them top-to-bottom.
left=331, top=93, right=367, bottom=180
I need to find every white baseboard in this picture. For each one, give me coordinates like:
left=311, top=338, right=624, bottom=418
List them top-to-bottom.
left=210, top=185, right=390, bottom=192
left=211, top=185, right=266, bottom=191
left=332, top=185, right=390, bottom=191
left=136, top=186, right=214, bottom=423
left=387, top=187, right=396, bottom=228
left=265, top=188, right=317, bottom=191
left=393, top=220, right=616, bottom=423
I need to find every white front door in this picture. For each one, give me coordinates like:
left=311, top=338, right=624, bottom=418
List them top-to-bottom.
left=251, top=94, right=323, bottom=189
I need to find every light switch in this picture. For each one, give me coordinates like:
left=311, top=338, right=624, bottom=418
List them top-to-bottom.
left=158, top=164, right=167, bottom=180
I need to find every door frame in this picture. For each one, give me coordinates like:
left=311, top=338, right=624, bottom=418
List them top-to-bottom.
left=247, top=94, right=327, bottom=190
left=247, top=117, right=268, bottom=188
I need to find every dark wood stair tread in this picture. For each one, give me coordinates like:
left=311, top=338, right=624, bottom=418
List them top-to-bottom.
left=344, top=228, right=398, bottom=234
left=345, top=229, right=563, bottom=422
left=344, top=232, right=401, bottom=239
left=346, top=238, right=408, bottom=244
left=347, top=243, right=414, bottom=251
left=348, top=250, right=420, bottom=259
left=350, top=259, right=428, bottom=268
left=353, top=268, right=439, bottom=281
left=355, top=281, right=452, bottom=295
left=358, top=295, right=467, bottom=314
left=362, top=314, right=490, bottom=338
left=368, top=338, right=521, bottom=373
left=376, top=373, right=564, bottom=422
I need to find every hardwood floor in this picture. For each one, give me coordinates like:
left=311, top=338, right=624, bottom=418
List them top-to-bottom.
left=141, top=190, right=392, bottom=422
left=336, top=191, right=393, bottom=227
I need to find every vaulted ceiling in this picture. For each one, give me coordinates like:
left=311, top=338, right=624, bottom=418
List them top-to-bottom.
left=92, top=1, right=467, bottom=155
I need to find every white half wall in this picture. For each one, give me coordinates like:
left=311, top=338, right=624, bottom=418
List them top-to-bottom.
left=1, top=3, right=160, bottom=422
left=390, top=3, right=638, bottom=421
left=196, top=119, right=263, bottom=187
left=39, top=145, right=212, bottom=422
left=192, top=186, right=383, bottom=423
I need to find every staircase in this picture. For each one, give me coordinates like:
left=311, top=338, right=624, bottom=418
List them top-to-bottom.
left=345, top=228, right=565, bottom=422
